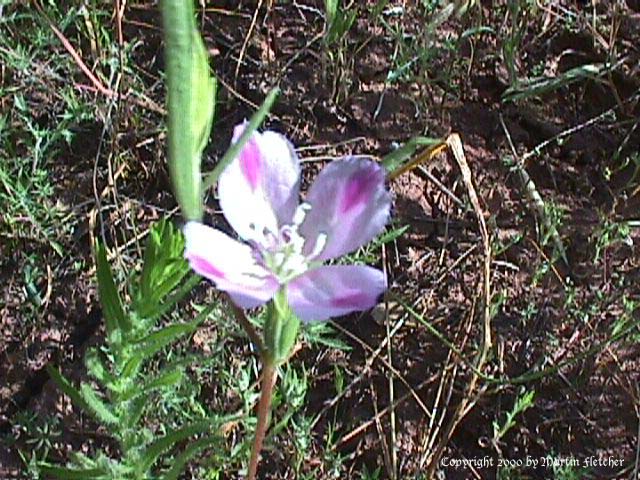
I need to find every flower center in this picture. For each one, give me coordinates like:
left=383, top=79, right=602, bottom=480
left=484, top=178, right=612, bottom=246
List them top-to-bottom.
left=249, top=203, right=327, bottom=284
left=256, top=203, right=325, bottom=283
left=265, top=228, right=308, bottom=282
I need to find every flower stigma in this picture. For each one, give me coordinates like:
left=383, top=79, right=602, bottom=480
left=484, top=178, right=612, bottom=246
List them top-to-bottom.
left=257, top=202, right=325, bottom=283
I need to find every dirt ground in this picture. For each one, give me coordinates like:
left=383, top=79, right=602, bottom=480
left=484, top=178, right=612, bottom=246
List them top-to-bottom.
left=1, top=1, right=640, bottom=479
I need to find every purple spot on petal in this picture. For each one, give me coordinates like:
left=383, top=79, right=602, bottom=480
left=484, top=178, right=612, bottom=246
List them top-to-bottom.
left=240, top=140, right=262, bottom=190
left=340, top=168, right=379, bottom=214
left=188, top=254, right=226, bottom=280
left=331, top=292, right=370, bottom=308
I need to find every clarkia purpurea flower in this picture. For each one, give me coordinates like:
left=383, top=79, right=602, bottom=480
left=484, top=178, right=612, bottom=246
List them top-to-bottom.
left=184, top=123, right=391, bottom=322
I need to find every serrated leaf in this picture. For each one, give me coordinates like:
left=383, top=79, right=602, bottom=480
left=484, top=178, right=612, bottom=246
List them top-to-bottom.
left=135, top=220, right=192, bottom=320
left=139, top=220, right=184, bottom=293
left=95, top=243, right=131, bottom=335
left=152, top=266, right=191, bottom=305
left=152, top=274, right=200, bottom=320
left=302, top=322, right=350, bottom=351
left=85, top=348, right=115, bottom=388
left=121, top=355, right=144, bottom=380
left=47, top=365, right=93, bottom=415
left=120, top=368, right=183, bottom=402
left=143, top=369, right=183, bottom=392
left=79, top=383, right=119, bottom=425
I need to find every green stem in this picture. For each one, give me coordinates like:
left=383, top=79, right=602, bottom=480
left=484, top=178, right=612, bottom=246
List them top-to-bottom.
left=202, top=88, right=279, bottom=192
left=247, top=360, right=277, bottom=480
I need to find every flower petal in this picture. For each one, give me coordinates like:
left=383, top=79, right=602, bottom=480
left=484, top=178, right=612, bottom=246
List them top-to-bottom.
left=218, top=123, right=301, bottom=244
left=298, top=157, right=391, bottom=261
left=183, top=222, right=279, bottom=308
left=288, top=265, right=386, bottom=322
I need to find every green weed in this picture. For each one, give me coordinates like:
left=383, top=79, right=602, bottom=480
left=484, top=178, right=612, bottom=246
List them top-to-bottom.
left=322, top=0, right=358, bottom=103
left=593, top=217, right=632, bottom=262
left=41, top=220, right=231, bottom=479
left=492, top=388, right=536, bottom=443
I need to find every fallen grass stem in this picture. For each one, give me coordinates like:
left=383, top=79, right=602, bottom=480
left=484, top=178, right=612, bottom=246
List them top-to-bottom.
left=35, top=1, right=165, bottom=114
left=396, top=294, right=640, bottom=385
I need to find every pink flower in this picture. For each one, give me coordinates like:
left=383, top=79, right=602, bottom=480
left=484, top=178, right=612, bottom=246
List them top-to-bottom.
left=184, top=124, right=391, bottom=322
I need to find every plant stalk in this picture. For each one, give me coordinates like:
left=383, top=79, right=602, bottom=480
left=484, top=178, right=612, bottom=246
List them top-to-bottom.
left=247, top=360, right=276, bottom=480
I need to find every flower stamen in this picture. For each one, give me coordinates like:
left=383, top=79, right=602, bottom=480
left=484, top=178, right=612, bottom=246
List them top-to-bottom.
left=292, top=202, right=311, bottom=226
left=308, top=232, right=328, bottom=259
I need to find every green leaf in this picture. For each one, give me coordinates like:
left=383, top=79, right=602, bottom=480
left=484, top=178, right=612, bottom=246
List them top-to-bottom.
left=161, top=0, right=216, bottom=221
left=324, top=0, right=355, bottom=45
left=325, top=0, right=338, bottom=24
left=329, top=10, right=356, bottom=44
left=191, top=29, right=217, bottom=154
left=202, top=87, right=279, bottom=191
left=381, top=136, right=442, bottom=175
left=135, top=219, right=192, bottom=320
left=139, top=220, right=185, bottom=294
left=374, top=224, right=410, bottom=245
left=95, top=242, right=131, bottom=335
left=152, top=267, right=191, bottom=306
left=151, top=274, right=201, bottom=320
left=122, top=304, right=212, bottom=378
left=275, top=311, right=300, bottom=365
left=133, top=316, right=205, bottom=358
left=303, top=321, right=350, bottom=351
left=85, top=348, right=115, bottom=388
left=120, top=355, right=144, bottom=380
left=47, top=365, right=93, bottom=416
left=48, top=366, right=118, bottom=427
left=142, top=368, right=184, bottom=400
left=120, top=369, right=183, bottom=402
left=145, top=369, right=183, bottom=391
left=79, top=383, right=119, bottom=426
left=126, top=393, right=149, bottom=428
left=138, top=420, right=217, bottom=474
left=161, top=435, right=221, bottom=480
left=38, top=465, right=107, bottom=479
